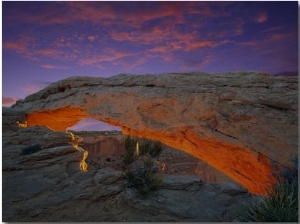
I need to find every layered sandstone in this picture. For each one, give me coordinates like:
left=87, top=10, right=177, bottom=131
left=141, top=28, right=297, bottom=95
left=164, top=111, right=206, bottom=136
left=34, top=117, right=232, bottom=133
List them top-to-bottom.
left=12, top=71, right=298, bottom=194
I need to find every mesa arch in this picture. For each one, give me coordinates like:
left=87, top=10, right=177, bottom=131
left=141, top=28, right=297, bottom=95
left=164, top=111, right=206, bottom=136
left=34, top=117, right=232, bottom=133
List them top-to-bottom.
left=12, top=72, right=298, bottom=194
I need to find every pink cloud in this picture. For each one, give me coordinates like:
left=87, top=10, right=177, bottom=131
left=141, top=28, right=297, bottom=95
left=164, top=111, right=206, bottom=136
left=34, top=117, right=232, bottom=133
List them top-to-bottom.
left=8, top=2, right=212, bottom=30
left=65, top=2, right=115, bottom=24
left=185, top=2, right=213, bottom=16
left=256, top=12, right=268, bottom=23
left=234, top=18, right=244, bottom=35
left=260, top=26, right=282, bottom=34
left=111, top=28, right=170, bottom=44
left=268, top=32, right=293, bottom=42
left=87, top=35, right=96, bottom=42
left=150, top=38, right=226, bottom=54
left=3, top=40, right=71, bottom=61
left=184, top=40, right=218, bottom=51
left=3, top=41, right=26, bottom=52
left=237, top=41, right=257, bottom=46
left=26, top=48, right=78, bottom=61
left=35, top=49, right=59, bottom=57
left=78, top=49, right=135, bottom=66
left=182, top=54, right=215, bottom=69
left=117, top=56, right=148, bottom=72
left=41, top=64, right=69, bottom=69
left=22, top=84, right=44, bottom=95
left=2, top=95, right=19, bottom=107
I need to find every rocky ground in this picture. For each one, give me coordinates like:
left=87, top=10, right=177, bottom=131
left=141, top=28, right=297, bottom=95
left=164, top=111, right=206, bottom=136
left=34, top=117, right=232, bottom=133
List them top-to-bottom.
left=3, top=107, right=254, bottom=222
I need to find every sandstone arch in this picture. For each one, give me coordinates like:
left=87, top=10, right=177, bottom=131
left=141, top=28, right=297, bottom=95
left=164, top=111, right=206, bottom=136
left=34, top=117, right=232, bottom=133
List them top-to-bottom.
left=12, top=72, right=298, bottom=194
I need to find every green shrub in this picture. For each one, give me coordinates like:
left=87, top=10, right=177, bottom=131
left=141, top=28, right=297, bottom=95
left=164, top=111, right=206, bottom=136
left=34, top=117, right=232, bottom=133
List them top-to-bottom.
left=122, top=136, right=164, bottom=198
left=21, top=144, right=42, bottom=156
left=235, top=157, right=298, bottom=222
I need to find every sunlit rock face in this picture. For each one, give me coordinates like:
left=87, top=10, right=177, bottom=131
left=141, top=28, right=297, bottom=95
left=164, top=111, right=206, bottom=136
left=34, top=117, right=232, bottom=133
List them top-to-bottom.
left=12, top=71, right=298, bottom=194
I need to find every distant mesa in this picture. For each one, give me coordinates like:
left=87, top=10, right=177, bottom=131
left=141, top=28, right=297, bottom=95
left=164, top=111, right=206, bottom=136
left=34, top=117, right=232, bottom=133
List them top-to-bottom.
left=11, top=71, right=298, bottom=194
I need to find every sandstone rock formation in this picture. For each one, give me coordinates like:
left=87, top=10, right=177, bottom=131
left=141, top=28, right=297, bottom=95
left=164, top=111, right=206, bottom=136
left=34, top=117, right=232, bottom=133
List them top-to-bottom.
left=11, top=71, right=298, bottom=194
left=2, top=107, right=253, bottom=222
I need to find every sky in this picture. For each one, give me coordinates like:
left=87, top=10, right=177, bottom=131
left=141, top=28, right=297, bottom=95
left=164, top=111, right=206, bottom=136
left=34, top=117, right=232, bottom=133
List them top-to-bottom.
left=2, top=1, right=298, bottom=131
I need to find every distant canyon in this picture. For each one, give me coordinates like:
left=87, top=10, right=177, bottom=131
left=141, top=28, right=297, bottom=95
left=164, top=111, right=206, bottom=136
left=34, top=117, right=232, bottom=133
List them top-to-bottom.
left=75, top=131, right=236, bottom=183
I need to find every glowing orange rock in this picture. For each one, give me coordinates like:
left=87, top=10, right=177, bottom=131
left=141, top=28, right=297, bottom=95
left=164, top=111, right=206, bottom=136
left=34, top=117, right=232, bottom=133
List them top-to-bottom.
left=14, top=72, right=298, bottom=194
left=26, top=107, right=88, bottom=130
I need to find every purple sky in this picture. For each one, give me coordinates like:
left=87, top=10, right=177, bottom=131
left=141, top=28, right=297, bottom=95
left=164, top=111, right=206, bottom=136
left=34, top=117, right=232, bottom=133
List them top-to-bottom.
left=2, top=1, right=298, bottom=131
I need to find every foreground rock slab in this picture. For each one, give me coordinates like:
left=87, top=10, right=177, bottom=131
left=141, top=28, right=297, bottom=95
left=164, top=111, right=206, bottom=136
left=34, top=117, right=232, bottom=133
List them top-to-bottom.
left=11, top=71, right=298, bottom=194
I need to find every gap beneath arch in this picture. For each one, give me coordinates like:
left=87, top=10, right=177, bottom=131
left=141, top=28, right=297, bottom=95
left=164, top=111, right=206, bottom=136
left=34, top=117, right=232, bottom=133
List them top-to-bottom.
left=67, top=118, right=121, bottom=131
left=67, top=119, right=236, bottom=184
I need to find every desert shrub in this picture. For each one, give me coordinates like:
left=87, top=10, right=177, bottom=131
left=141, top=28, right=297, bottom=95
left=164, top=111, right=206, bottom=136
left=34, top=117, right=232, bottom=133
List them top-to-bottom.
left=122, top=136, right=164, bottom=198
left=21, top=144, right=42, bottom=156
left=235, top=157, right=298, bottom=222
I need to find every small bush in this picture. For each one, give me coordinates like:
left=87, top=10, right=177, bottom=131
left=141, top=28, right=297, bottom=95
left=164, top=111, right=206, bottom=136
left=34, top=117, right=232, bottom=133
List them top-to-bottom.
left=122, top=136, right=164, bottom=198
left=21, top=144, right=42, bottom=156
left=235, top=157, right=298, bottom=222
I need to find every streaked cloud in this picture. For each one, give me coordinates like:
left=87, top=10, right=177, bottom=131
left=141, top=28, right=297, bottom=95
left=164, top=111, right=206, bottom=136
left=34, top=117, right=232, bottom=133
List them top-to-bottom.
left=2, top=1, right=298, bottom=130
left=3, top=1, right=297, bottom=74
left=260, top=26, right=283, bottom=34
left=3, top=41, right=26, bottom=53
left=78, top=49, right=135, bottom=66
left=41, top=64, right=69, bottom=69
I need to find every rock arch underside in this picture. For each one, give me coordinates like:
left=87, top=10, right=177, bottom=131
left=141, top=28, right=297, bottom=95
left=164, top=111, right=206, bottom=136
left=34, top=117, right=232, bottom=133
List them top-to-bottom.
left=12, top=71, right=298, bottom=194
